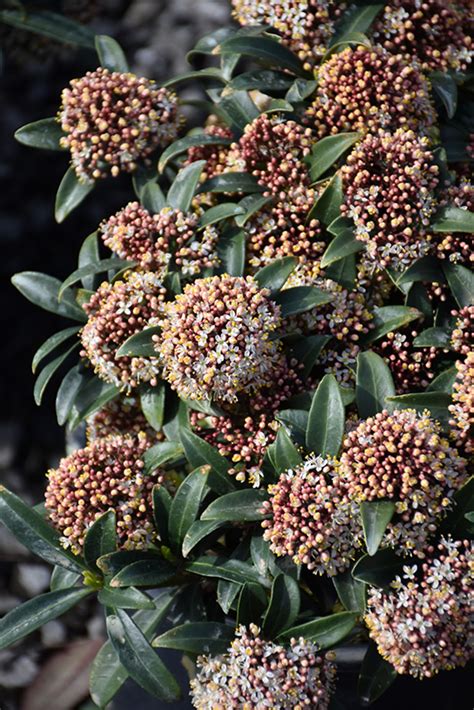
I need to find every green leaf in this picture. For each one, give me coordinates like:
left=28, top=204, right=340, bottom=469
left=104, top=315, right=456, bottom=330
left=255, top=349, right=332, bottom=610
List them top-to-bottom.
left=331, top=4, right=384, bottom=41
left=0, top=9, right=95, bottom=48
left=323, top=31, right=371, bottom=60
left=95, top=34, right=129, bottom=73
left=218, top=35, right=306, bottom=77
left=163, top=67, right=225, bottom=88
left=230, top=69, right=294, bottom=92
left=431, top=72, right=458, bottom=118
left=285, top=77, right=318, bottom=102
left=216, top=90, right=260, bottom=133
left=15, top=117, right=65, bottom=151
left=309, top=132, right=361, bottom=182
left=159, top=133, right=232, bottom=172
left=167, top=161, right=206, bottom=212
left=55, top=168, right=94, bottom=223
left=198, top=172, right=264, bottom=195
left=308, top=174, right=343, bottom=226
left=141, top=182, right=167, bottom=213
left=235, top=194, right=273, bottom=226
left=199, top=202, right=244, bottom=227
left=431, top=205, right=474, bottom=233
left=217, top=227, right=246, bottom=276
left=321, top=229, right=365, bottom=268
left=78, top=232, right=100, bottom=290
left=325, top=253, right=357, bottom=290
left=397, top=255, right=445, bottom=286
left=254, top=257, right=297, bottom=291
left=59, top=258, right=130, bottom=300
left=443, top=262, right=474, bottom=308
left=12, top=272, right=87, bottom=322
left=273, top=286, right=331, bottom=317
left=365, top=306, right=421, bottom=343
left=32, top=326, right=80, bottom=373
left=115, top=326, right=161, bottom=357
left=413, top=326, right=451, bottom=348
left=289, top=334, right=332, bottom=378
left=33, top=342, right=79, bottom=406
left=356, top=352, right=395, bottom=418
left=427, top=366, right=458, bottom=393
left=306, top=374, right=345, bottom=456
left=69, top=378, right=119, bottom=429
left=140, top=385, right=166, bottom=431
left=387, top=391, right=451, bottom=425
left=276, top=409, right=308, bottom=438
left=274, top=427, right=302, bottom=473
left=180, top=428, right=234, bottom=494
left=144, top=441, right=184, bottom=474
left=168, top=467, right=209, bottom=552
left=441, top=477, right=474, bottom=537
left=152, top=485, right=172, bottom=547
left=0, top=486, right=84, bottom=573
left=201, top=489, right=269, bottom=522
left=360, top=502, right=396, bottom=556
left=83, top=510, right=116, bottom=571
left=182, top=520, right=224, bottom=557
left=352, top=549, right=406, bottom=588
left=97, top=550, right=165, bottom=576
left=186, top=556, right=269, bottom=587
left=109, top=559, right=176, bottom=588
left=50, top=565, right=81, bottom=592
left=332, top=569, right=366, bottom=613
left=262, top=574, right=300, bottom=637
left=237, top=583, right=267, bottom=626
left=98, top=587, right=155, bottom=610
left=0, top=588, right=91, bottom=650
left=90, top=593, right=175, bottom=708
left=107, top=610, right=180, bottom=702
left=278, top=612, right=358, bottom=648
left=153, top=622, right=234, bottom=654
left=358, top=642, right=397, bottom=705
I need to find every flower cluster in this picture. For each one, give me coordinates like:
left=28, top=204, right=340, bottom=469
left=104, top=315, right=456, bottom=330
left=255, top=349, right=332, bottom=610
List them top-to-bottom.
left=231, top=0, right=348, bottom=71
left=371, top=0, right=473, bottom=73
left=306, top=45, right=436, bottom=138
left=58, top=67, right=181, bottom=181
left=184, top=123, right=233, bottom=181
left=340, top=129, right=439, bottom=269
left=431, top=180, right=474, bottom=265
left=80, top=270, right=165, bottom=391
left=156, top=274, right=283, bottom=403
left=451, top=305, right=474, bottom=356
left=374, top=327, right=443, bottom=392
left=449, top=351, right=474, bottom=453
left=86, top=395, right=163, bottom=443
left=339, top=409, right=467, bottom=554
left=45, top=433, right=162, bottom=554
left=262, top=455, right=363, bottom=576
left=365, top=537, right=474, bottom=678
left=190, top=623, right=337, bottom=709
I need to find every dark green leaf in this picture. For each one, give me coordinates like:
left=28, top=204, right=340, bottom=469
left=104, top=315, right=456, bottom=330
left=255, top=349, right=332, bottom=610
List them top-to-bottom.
left=332, top=4, right=384, bottom=41
left=0, top=9, right=95, bottom=48
left=323, top=31, right=371, bottom=60
left=95, top=35, right=129, bottom=73
left=218, top=35, right=306, bottom=77
left=163, top=68, right=225, bottom=88
left=230, top=69, right=294, bottom=92
left=431, top=72, right=457, bottom=118
left=285, top=77, right=318, bottom=102
left=216, top=90, right=260, bottom=133
left=14, top=117, right=64, bottom=151
left=309, top=132, right=361, bottom=182
left=158, top=133, right=232, bottom=172
left=167, top=161, right=206, bottom=212
left=55, top=168, right=94, bottom=223
left=198, top=172, right=264, bottom=195
left=308, top=174, right=343, bottom=226
left=141, top=182, right=167, bottom=213
left=235, top=194, right=273, bottom=227
left=199, top=203, right=244, bottom=227
left=431, top=205, right=474, bottom=233
left=217, top=228, right=246, bottom=276
left=321, top=229, right=364, bottom=268
left=78, top=232, right=100, bottom=290
left=325, top=253, right=357, bottom=290
left=397, top=255, right=445, bottom=286
left=255, top=257, right=297, bottom=291
left=59, top=258, right=130, bottom=300
left=443, top=262, right=474, bottom=308
left=12, top=272, right=87, bottom=322
left=273, top=286, right=331, bottom=317
left=365, top=306, right=421, bottom=343
left=32, top=326, right=80, bottom=373
left=115, top=326, right=161, bottom=357
left=413, top=326, right=451, bottom=348
left=289, top=334, right=332, bottom=378
left=33, top=342, right=79, bottom=405
left=356, top=352, right=395, bottom=418
left=427, top=366, right=458, bottom=393
left=306, top=374, right=345, bottom=456
left=69, top=378, right=119, bottom=428
left=140, top=385, right=166, bottom=431
left=387, top=391, right=451, bottom=424
left=276, top=409, right=309, bottom=437
left=274, top=427, right=303, bottom=473
left=180, top=428, right=234, bottom=494
left=144, top=441, right=184, bottom=474
left=168, top=467, right=209, bottom=551
left=441, top=477, right=474, bottom=537
left=152, top=485, right=172, bottom=547
left=0, top=486, right=84, bottom=573
left=201, top=489, right=269, bottom=522
left=360, top=502, right=396, bottom=556
left=83, top=510, right=116, bottom=571
left=182, top=520, right=224, bottom=557
left=250, top=536, right=276, bottom=578
left=352, top=549, right=406, bottom=588
left=97, top=550, right=165, bottom=576
left=186, top=556, right=269, bottom=587
left=109, top=559, right=176, bottom=588
left=50, top=565, right=81, bottom=592
left=333, top=569, right=366, bottom=613
left=262, top=574, right=300, bottom=637
left=237, top=583, right=267, bottom=626
left=98, top=586, right=155, bottom=610
left=0, top=588, right=91, bottom=650
left=107, top=610, right=180, bottom=702
left=278, top=612, right=358, bottom=647
left=153, top=622, right=234, bottom=654
left=359, top=642, right=397, bottom=705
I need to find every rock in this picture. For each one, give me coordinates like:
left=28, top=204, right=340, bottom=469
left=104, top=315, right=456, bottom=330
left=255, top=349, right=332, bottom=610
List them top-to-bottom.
left=13, top=564, right=51, bottom=597
left=41, top=621, right=67, bottom=648
left=0, top=650, right=38, bottom=689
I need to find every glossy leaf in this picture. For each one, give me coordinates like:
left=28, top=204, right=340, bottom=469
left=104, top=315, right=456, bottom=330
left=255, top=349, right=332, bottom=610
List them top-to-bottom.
left=331, top=4, right=384, bottom=42
left=0, top=8, right=95, bottom=47
left=95, top=34, right=128, bottom=73
left=218, top=35, right=306, bottom=76
left=230, top=69, right=294, bottom=92
left=431, top=72, right=457, bottom=118
left=216, top=90, right=260, bottom=132
left=15, top=117, right=64, bottom=151
left=158, top=131, right=230, bottom=171
left=309, top=132, right=361, bottom=181
left=167, top=161, right=206, bottom=212
left=55, top=168, right=94, bottom=223
left=198, top=172, right=264, bottom=195
left=308, top=174, right=343, bottom=226
left=141, top=182, right=167, bottom=213
left=235, top=194, right=273, bottom=226
left=199, top=202, right=244, bottom=227
left=431, top=205, right=474, bottom=233
left=216, top=227, right=246, bottom=276
left=320, top=229, right=365, bottom=267
left=78, top=232, right=100, bottom=290
left=397, top=255, right=445, bottom=286
left=255, top=256, right=297, bottom=291
left=58, top=258, right=130, bottom=300
left=443, top=262, right=474, bottom=308
left=12, top=272, right=87, bottom=322
left=273, top=286, right=331, bottom=317
left=366, top=306, right=421, bottom=343
left=32, top=326, right=80, bottom=373
left=115, top=326, right=161, bottom=357
left=413, top=326, right=451, bottom=348
left=289, top=334, right=332, bottom=378
left=33, top=342, right=79, bottom=405
left=356, top=352, right=395, bottom=418
left=427, top=366, right=458, bottom=393
left=306, top=374, right=345, bottom=456
left=140, top=385, right=166, bottom=431
left=387, top=391, right=451, bottom=424
left=273, top=427, right=303, bottom=473
left=180, top=428, right=234, bottom=494
left=144, top=441, right=184, bottom=474
left=168, top=467, right=209, bottom=551
left=441, top=477, right=474, bottom=537
left=152, top=485, right=172, bottom=547
left=201, top=489, right=269, bottom=522
left=360, top=501, right=396, bottom=556
left=83, top=510, right=116, bottom=571
left=182, top=520, right=224, bottom=557
left=352, top=549, right=406, bottom=588
left=186, top=556, right=269, bottom=587
left=109, top=559, right=176, bottom=588
left=49, top=566, right=81, bottom=592
left=333, top=569, right=366, bottom=613
left=262, top=574, right=300, bottom=637
left=237, top=583, right=267, bottom=626
left=98, top=586, right=155, bottom=610
left=0, top=588, right=91, bottom=650
left=107, top=610, right=180, bottom=702
left=278, top=612, right=358, bottom=648
left=153, top=622, right=234, bottom=654
left=359, top=642, right=397, bottom=704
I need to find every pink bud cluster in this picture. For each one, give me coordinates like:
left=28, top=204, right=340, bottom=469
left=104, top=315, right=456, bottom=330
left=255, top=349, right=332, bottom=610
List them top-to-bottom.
left=371, top=0, right=473, bottom=73
left=306, top=45, right=436, bottom=138
left=59, top=67, right=181, bottom=182
left=184, top=124, right=233, bottom=181
left=340, top=129, right=439, bottom=269
left=431, top=180, right=474, bottom=265
left=100, top=202, right=219, bottom=275
left=80, top=270, right=165, bottom=391
left=155, top=274, right=283, bottom=403
left=451, top=305, right=474, bottom=356
left=374, top=327, right=443, bottom=393
left=449, top=351, right=474, bottom=453
left=86, top=395, right=164, bottom=443
left=339, top=409, right=468, bottom=554
left=45, top=433, right=162, bottom=554
left=261, top=455, right=364, bottom=576
left=365, top=537, right=474, bottom=678
left=190, top=623, right=337, bottom=709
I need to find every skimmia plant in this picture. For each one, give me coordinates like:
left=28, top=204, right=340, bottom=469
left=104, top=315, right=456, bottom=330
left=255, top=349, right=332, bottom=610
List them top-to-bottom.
left=2, top=1, right=474, bottom=707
